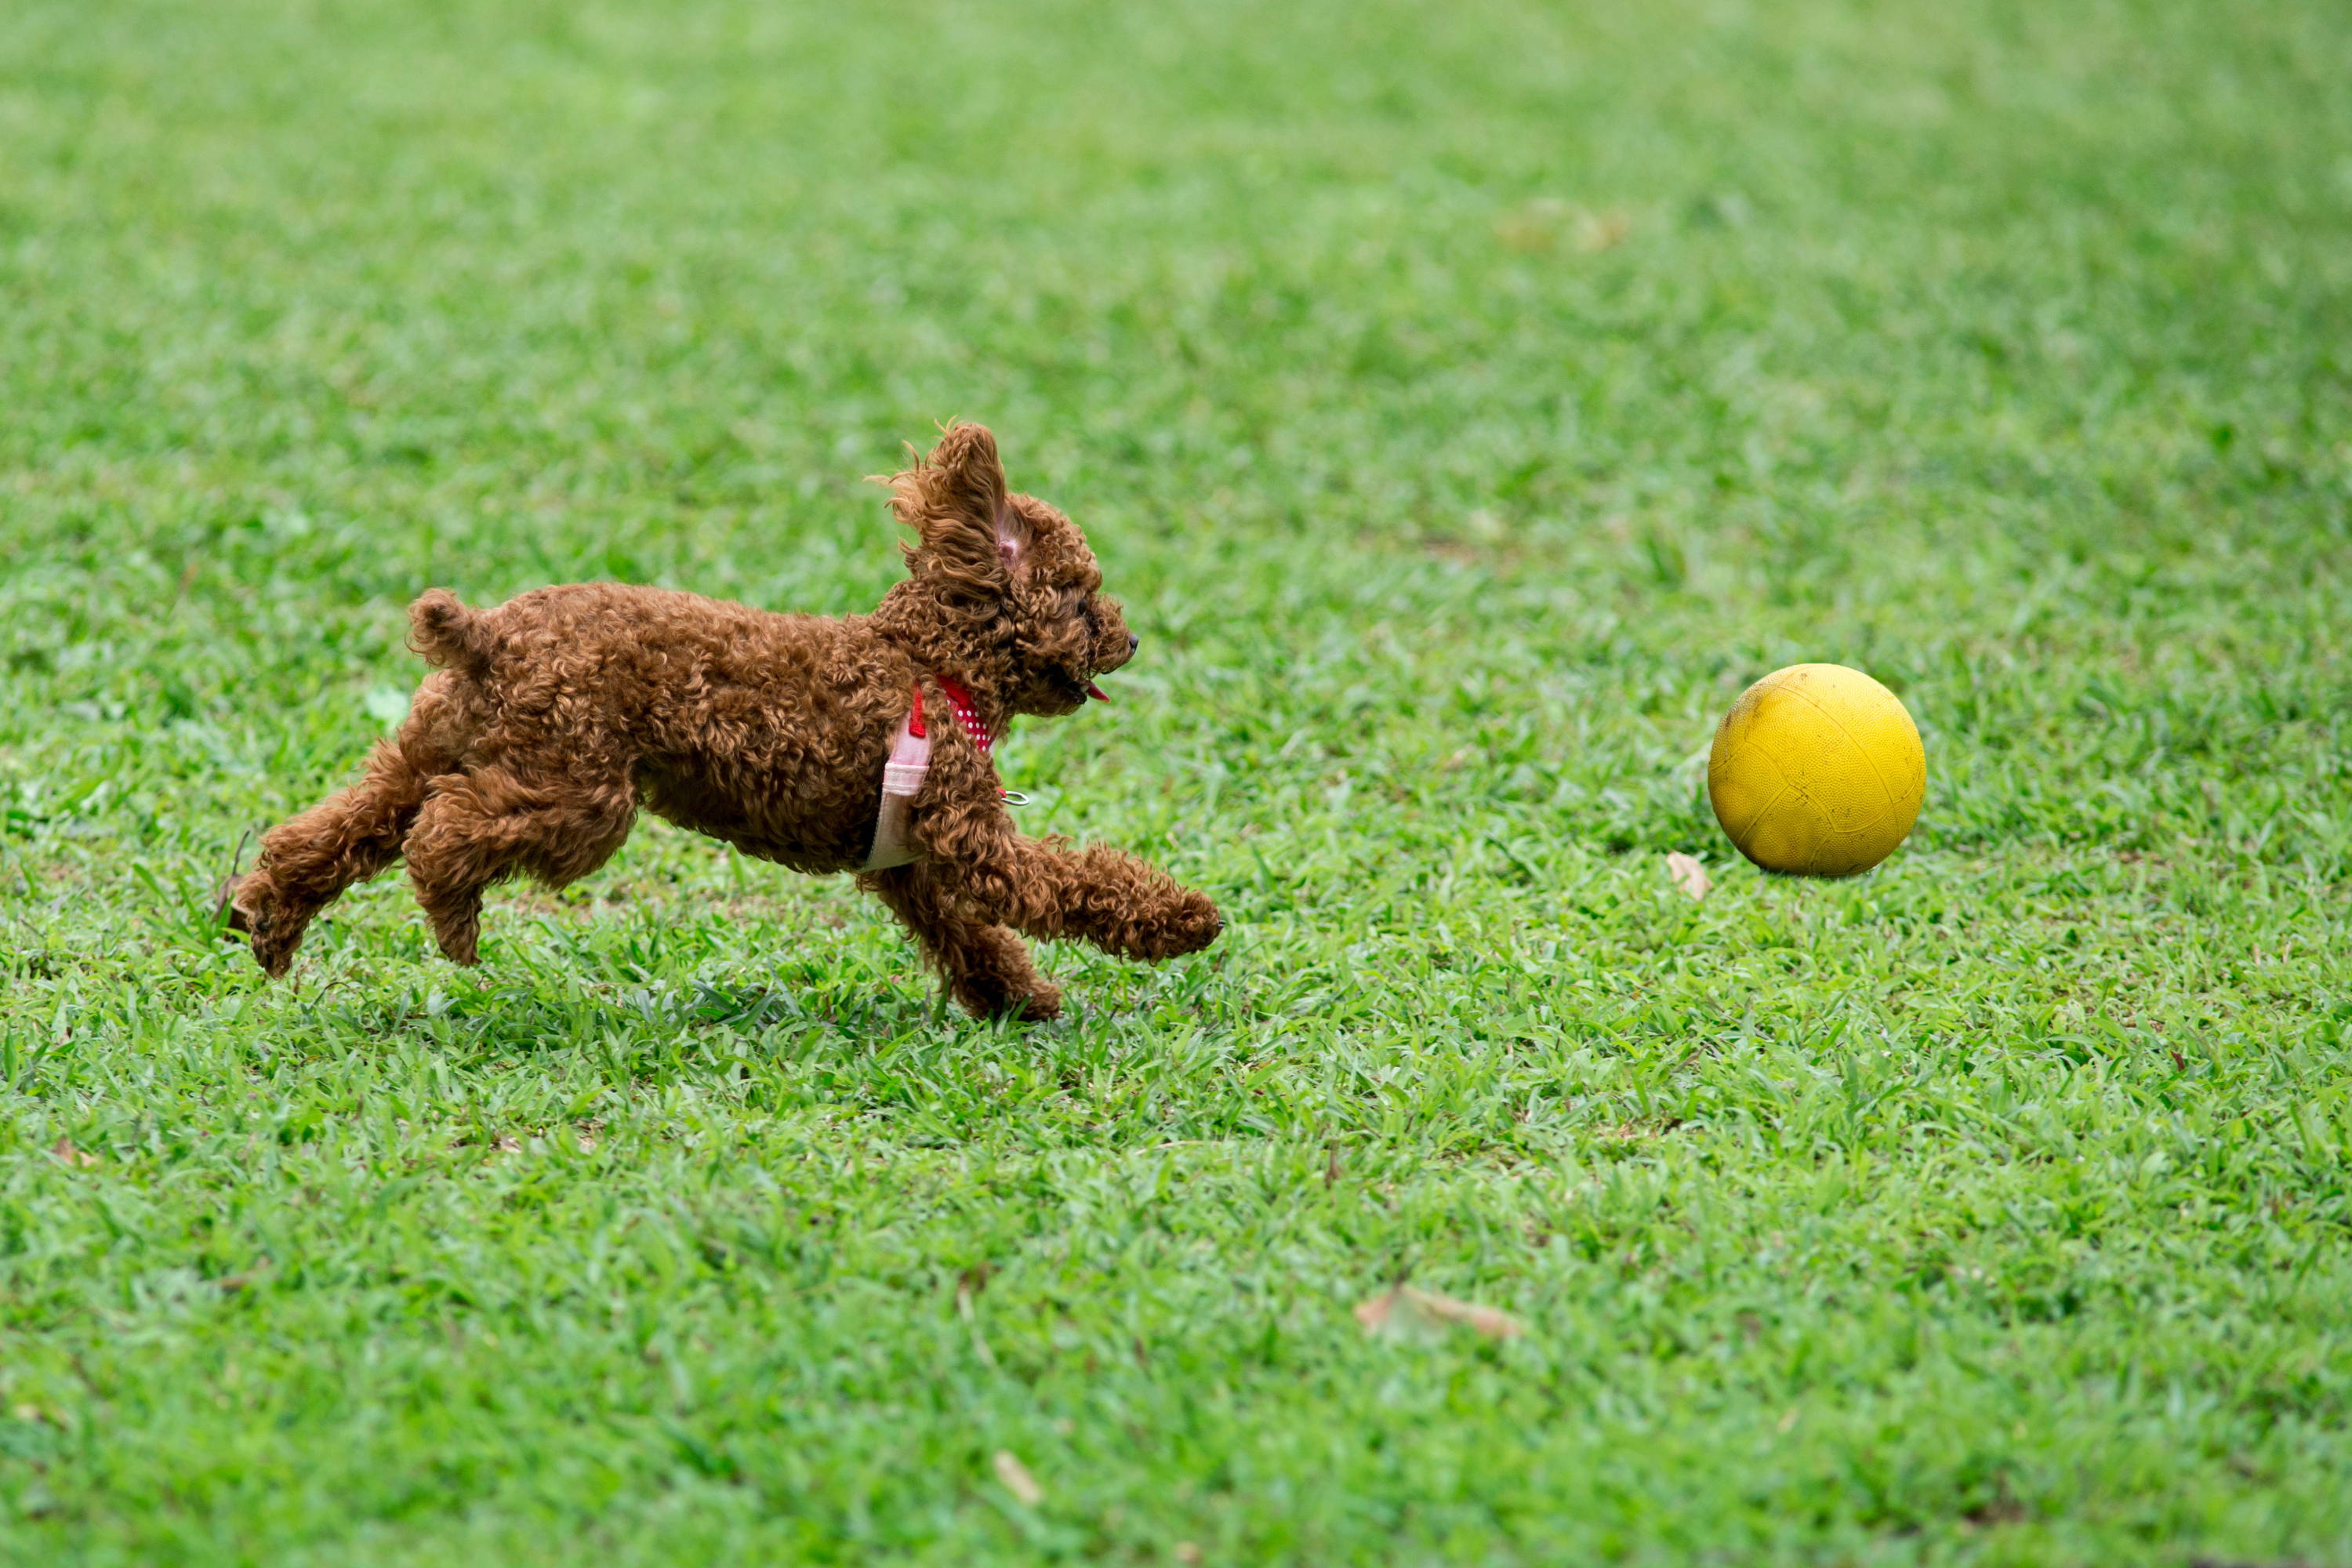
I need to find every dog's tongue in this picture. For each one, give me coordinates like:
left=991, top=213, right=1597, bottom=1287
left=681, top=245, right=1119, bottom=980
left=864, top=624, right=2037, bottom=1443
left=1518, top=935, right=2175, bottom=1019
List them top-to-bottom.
left=1084, top=680, right=1112, bottom=702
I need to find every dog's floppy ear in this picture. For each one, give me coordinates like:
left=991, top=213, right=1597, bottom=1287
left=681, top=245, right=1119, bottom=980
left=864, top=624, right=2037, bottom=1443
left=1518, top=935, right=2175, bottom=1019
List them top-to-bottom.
left=887, top=423, right=1030, bottom=595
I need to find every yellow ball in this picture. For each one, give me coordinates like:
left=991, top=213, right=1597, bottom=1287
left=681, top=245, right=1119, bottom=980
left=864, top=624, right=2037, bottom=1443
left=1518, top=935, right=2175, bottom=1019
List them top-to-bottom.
left=1707, top=663, right=1925, bottom=877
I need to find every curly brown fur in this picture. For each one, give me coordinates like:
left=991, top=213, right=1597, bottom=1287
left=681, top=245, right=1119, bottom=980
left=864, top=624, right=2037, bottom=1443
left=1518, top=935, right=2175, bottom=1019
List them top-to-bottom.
left=225, top=425, right=1220, bottom=1018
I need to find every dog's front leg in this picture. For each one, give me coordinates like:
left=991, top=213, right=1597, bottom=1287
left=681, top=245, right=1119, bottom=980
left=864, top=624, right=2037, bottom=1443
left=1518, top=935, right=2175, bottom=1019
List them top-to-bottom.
left=913, top=791, right=1221, bottom=964
left=860, top=862, right=1063, bottom=1022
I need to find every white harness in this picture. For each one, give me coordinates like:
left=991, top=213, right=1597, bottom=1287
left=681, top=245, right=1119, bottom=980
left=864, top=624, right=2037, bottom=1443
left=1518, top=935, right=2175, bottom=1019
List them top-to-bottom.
left=862, top=678, right=1018, bottom=871
left=860, top=686, right=935, bottom=872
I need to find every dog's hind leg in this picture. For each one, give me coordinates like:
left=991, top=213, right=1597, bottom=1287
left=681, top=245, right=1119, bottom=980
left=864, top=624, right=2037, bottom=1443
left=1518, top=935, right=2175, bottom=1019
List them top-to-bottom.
left=403, top=766, right=637, bottom=966
left=861, top=862, right=1062, bottom=1022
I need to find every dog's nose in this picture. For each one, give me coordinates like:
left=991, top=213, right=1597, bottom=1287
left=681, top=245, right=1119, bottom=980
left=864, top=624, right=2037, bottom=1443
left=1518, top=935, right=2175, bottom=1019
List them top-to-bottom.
left=1127, top=632, right=1140, bottom=655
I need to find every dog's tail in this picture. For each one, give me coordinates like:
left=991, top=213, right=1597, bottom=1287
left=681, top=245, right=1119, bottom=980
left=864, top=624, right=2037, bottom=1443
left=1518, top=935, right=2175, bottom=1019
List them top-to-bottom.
left=408, top=589, right=494, bottom=677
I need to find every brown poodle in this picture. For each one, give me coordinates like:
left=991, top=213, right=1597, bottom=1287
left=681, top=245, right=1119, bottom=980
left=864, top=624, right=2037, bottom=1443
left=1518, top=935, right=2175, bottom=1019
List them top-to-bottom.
left=223, top=424, right=1221, bottom=1019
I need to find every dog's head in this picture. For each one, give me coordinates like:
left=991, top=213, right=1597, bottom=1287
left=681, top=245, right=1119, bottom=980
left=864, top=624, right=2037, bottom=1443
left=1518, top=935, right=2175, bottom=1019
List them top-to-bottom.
left=879, top=424, right=1136, bottom=717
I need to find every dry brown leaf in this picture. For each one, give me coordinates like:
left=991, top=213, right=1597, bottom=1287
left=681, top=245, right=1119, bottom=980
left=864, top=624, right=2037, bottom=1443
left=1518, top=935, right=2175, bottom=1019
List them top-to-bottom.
left=1494, top=198, right=1571, bottom=252
left=1495, top=198, right=1632, bottom=256
left=1577, top=208, right=1632, bottom=252
left=1666, top=851, right=1711, bottom=902
left=494, top=1134, right=522, bottom=1154
left=49, top=1137, right=99, bottom=1170
left=1355, top=1285, right=1524, bottom=1341
left=1409, top=1287, right=1525, bottom=1340
left=992, top=1448, right=1044, bottom=1508
left=1174, top=1544, right=1203, bottom=1566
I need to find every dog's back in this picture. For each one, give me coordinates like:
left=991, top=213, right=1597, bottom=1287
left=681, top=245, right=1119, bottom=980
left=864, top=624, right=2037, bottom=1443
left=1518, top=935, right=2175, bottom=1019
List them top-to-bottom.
left=412, top=580, right=916, bottom=868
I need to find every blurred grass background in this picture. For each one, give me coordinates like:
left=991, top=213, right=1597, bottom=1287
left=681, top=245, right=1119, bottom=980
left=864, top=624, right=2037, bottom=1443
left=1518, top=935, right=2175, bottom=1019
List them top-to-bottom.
left=2, top=0, right=2350, bottom=1562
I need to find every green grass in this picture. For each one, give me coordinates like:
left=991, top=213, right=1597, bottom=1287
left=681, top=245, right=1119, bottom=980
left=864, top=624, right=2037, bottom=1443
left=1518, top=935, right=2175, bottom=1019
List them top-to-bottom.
left=3, top=0, right=2350, bottom=1561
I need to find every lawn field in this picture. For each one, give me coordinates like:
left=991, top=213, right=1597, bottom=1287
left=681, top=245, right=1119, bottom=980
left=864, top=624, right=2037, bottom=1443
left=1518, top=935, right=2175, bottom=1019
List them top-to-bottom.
left=4, top=0, right=2351, bottom=1562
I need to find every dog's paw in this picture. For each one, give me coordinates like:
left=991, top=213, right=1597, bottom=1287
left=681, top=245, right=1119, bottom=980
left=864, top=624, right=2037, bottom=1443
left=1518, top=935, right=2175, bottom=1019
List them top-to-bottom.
left=219, top=874, right=302, bottom=978
left=1134, top=889, right=1222, bottom=960
left=249, top=920, right=300, bottom=979
left=956, top=975, right=1063, bottom=1023
left=1014, top=982, right=1064, bottom=1023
